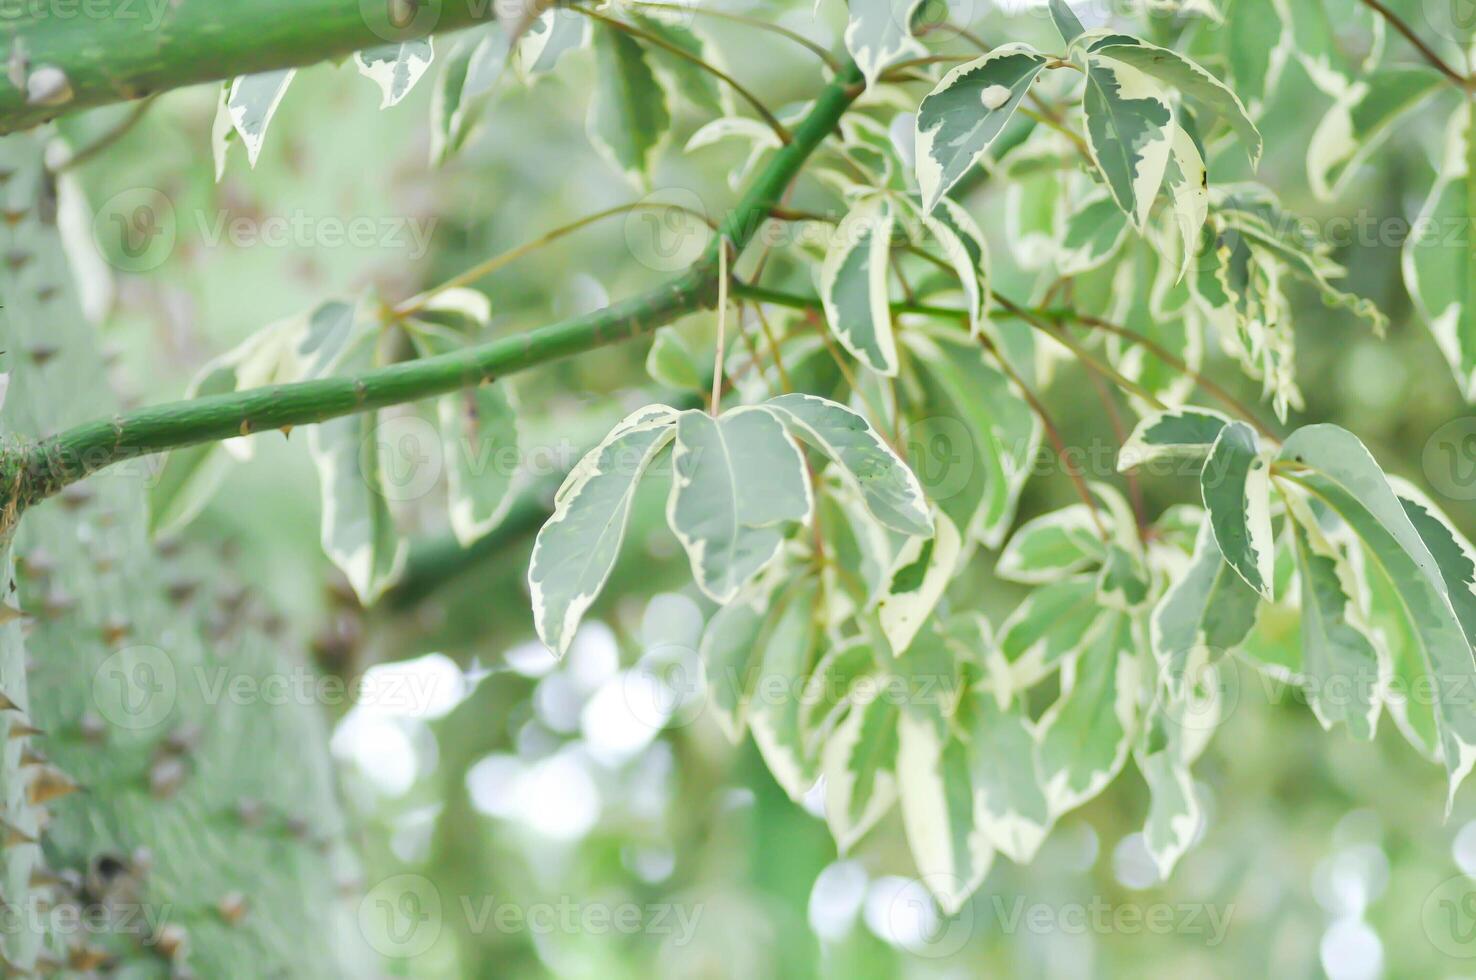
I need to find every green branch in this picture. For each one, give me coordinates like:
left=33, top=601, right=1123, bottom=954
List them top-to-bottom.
left=0, top=0, right=497, bottom=134
left=0, top=62, right=866, bottom=525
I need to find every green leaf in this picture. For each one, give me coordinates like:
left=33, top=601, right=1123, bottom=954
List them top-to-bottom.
left=844, top=0, right=927, bottom=88
left=1048, top=0, right=1087, bottom=44
left=1218, top=0, right=1290, bottom=111
left=518, top=7, right=587, bottom=78
left=629, top=11, right=730, bottom=118
left=588, top=22, right=671, bottom=186
left=1089, top=37, right=1263, bottom=165
left=355, top=40, right=434, bottom=109
left=914, top=44, right=1050, bottom=213
left=1081, top=53, right=1175, bottom=227
left=1307, top=66, right=1446, bottom=200
left=226, top=69, right=295, bottom=168
left=1404, top=101, right=1476, bottom=401
left=1057, top=190, right=1131, bottom=276
left=821, top=196, right=898, bottom=375
left=920, top=197, right=990, bottom=335
left=149, top=300, right=358, bottom=535
left=408, top=324, right=520, bottom=548
left=645, top=326, right=704, bottom=392
left=306, top=330, right=408, bottom=605
left=903, top=331, right=1042, bottom=549
left=763, top=393, right=933, bottom=537
left=529, top=406, right=677, bottom=655
left=1119, top=407, right=1229, bottom=472
left=667, top=408, right=812, bottom=603
left=1201, top=420, right=1274, bottom=597
left=1278, top=424, right=1476, bottom=805
left=1397, top=484, right=1476, bottom=648
left=1287, top=501, right=1381, bottom=740
left=997, top=505, right=1106, bottom=584
left=877, top=512, right=961, bottom=655
left=1151, top=515, right=1262, bottom=687
left=1097, top=543, right=1152, bottom=610
left=700, top=572, right=794, bottom=741
left=997, top=575, right=1106, bottom=690
left=748, top=579, right=824, bottom=801
left=1036, top=613, right=1142, bottom=816
left=959, top=686, right=1053, bottom=863
left=823, top=688, right=899, bottom=852
left=896, top=698, right=993, bottom=916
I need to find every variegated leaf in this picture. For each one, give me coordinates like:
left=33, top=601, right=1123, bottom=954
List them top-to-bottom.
left=844, top=0, right=927, bottom=88
left=588, top=22, right=671, bottom=186
left=355, top=40, right=435, bottom=109
left=914, top=44, right=1050, bottom=213
left=1081, top=53, right=1175, bottom=227
left=1307, top=66, right=1446, bottom=200
left=226, top=69, right=295, bottom=168
left=821, top=196, right=898, bottom=375
left=763, top=393, right=932, bottom=537
left=529, top=406, right=677, bottom=655
left=1119, top=407, right=1229, bottom=473
left=667, top=408, right=812, bottom=603
left=1201, top=420, right=1274, bottom=597
left=997, top=505, right=1106, bottom=584
left=877, top=512, right=961, bottom=655
left=1151, top=515, right=1262, bottom=686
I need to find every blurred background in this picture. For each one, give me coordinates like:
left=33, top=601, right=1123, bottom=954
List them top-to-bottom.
left=42, top=0, right=1476, bottom=975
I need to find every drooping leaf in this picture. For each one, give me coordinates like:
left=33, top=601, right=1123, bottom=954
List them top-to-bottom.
left=844, top=0, right=927, bottom=88
left=1047, top=0, right=1087, bottom=45
left=518, top=6, right=588, bottom=78
left=629, top=11, right=730, bottom=118
left=588, top=22, right=672, bottom=186
left=1089, top=36, right=1263, bottom=164
left=355, top=40, right=435, bottom=109
left=914, top=44, right=1050, bottom=213
left=1081, top=53, right=1175, bottom=227
left=1307, top=65, right=1446, bottom=200
left=226, top=69, right=295, bottom=168
left=1404, top=101, right=1476, bottom=401
left=1057, top=190, right=1132, bottom=276
left=821, top=196, right=898, bottom=375
left=920, top=196, right=990, bottom=335
left=407, top=323, right=520, bottom=547
left=645, top=326, right=705, bottom=392
left=306, top=330, right=408, bottom=605
left=903, top=331, right=1041, bottom=549
left=762, top=393, right=932, bottom=537
left=529, top=406, right=677, bottom=655
left=1119, top=407, right=1229, bottom=473
left=667, top=408, right=812, bottom=603
left=1201, top=420, right=1274, bottom=597
left=1278, top=424, right=1476, bottom=805
left=1286, top=501, right=1382, bottom=739
left=996, top=505, right=1106, bottom=584
left=877, top=511, right=961, bottom=655
left=1151, top=514, right=1262, bottom=686
left=997, top=575, right=1106, bottom=690
left=748, top=579, right=824, bottom=801
left=1035, top=613, right=1142, bottom=816
left=824, top=686, right=899, bottom=852
left=959, top=686, right=1053, bottom=864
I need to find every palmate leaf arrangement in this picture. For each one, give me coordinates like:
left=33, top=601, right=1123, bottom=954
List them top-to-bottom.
left=15, top=0, right=1476, bottom=918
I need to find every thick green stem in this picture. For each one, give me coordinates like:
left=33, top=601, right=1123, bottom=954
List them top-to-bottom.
left=0, top=0, right=496, bottom=133
left=3, top=62, right=865, bottom=519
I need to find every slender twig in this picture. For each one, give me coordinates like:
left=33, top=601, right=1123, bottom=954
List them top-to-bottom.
left=1357, top=0, right=1470, bottom=88
left=628, top=1, right=842, bottom=72
left=572, top=4, right=794, bottom=143
left=2, top=63, right=868, bottom=520
left=52, top=97, right=157, bottom=172
left=395, top=201, right=714, bottom=317
left=712, top=241, right=730, bottom=414
left=752, top=302, right=792, bottom=392
left=1085, top=369, right=1147, bottom=539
